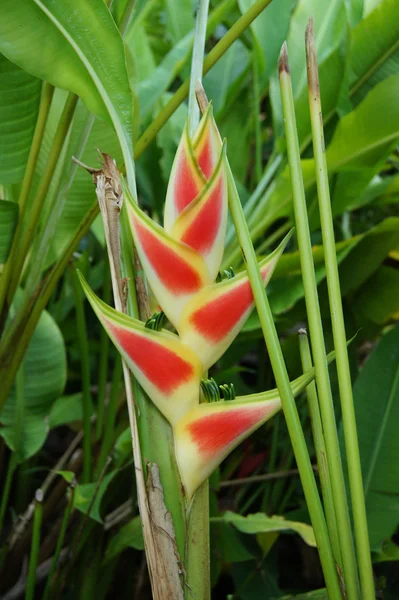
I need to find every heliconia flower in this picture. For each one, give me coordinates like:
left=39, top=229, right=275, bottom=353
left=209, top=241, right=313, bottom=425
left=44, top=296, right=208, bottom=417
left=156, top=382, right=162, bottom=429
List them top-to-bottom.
left=164, top=104, right=222, bottom=233
left=80, top=105, right=297, bottom=503
left=170, top=142, right=228, bottom=282
left=124, top=185, right=213, bottom=329
left=177, top=231, right=293, bottom=370
left=78, top=271, right=203, bottom=425
left=174, top=397, right=282, bottom=501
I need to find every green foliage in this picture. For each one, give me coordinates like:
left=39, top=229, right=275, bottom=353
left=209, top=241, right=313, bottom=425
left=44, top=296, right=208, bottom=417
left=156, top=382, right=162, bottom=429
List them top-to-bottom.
left=0, top=0, right=398, bottom=597
left=0, top=0, right=132, bottom=132
left=0, top=54, right=41, bottom=184
left=0, top=200, right=18, bottom=263
left=0, top=308, right=66, bottom=460
left=341, top=323, right=399, bottom=550
left=212, top=510, right=316, bottom=546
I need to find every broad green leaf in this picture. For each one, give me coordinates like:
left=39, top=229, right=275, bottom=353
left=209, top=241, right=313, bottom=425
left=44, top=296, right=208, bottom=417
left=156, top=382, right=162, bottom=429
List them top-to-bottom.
left=0, top=0, right=132, bottom=138
left=164, top=0, right=194, bottom=44
left=238, top=0, right=295, bottom=85
left=270, top=0, right=347, bottom=142
left=286, top=0, right=346, bottom=95
left=342, top=0, right=399, bottom=110
left=363, top=0, right=384, bottom=15
left=124, top=23, right=156, bottom=96
left=136, top=33, right=192, bottom=120
left=203, top=40, right=250, bottom=115
left=0, top=54, right=41, bottom=184
left=265, top=74, right=399, bottom=224
left=33, top=90, right=122, bottom=267
left=353, top=174, right=399, bottom=209
left=0, top=200, right=18, bottom=264
left=268, top=218, right=399, bottom=315
left=337, top=218, right=399, bottom=295
left=353, top=266, right=399, bottom=324
left=0, top=308, right=66, bottom=460
left=340, top=323, right=399, bottom=549
left=49, top=392, right=86, bottom=428
left=74, top=470, right=119, bottom=523
left=212, top=511, right=316, bottom=547
left=103, top=516, right=144, bottom=563
left=211, top=521, right=255, bottom=563
left=372, top=539, right=399, bottom=563
left=280, top=590, right=328, bottom=599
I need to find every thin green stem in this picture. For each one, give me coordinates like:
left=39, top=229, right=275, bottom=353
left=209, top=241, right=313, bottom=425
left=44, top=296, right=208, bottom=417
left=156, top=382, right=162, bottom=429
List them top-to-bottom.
left=135, top=0, right=274, bottom=157
left=188, top=0, right=210, bottom=136
left=185, top=3, right=211, bottom=597
left=305, top=21, right=375, bottom=600
left=279, top=43, right=359, bottom=600
left=252, top=48, right=262, bottom=183
left=0, top=82, right=54, bottom=329
left=6, top=94, right=79, bottom=312
left=25, top=111, right=96, bottom=295
left=224, top=153, right=282, bottom=250
left=226, top=160, right=342, bottom=598
left=70, top=263, right=92, bottom=483
left=96, top=268, right=111, bottom=441
left=299, top=330, right=343, bottom=570
left=96, top=357, right=123, bottom=475
left=0, top=454, right=17, bottom=536
left=42, top=485, right=75, bottom=600
left=25, top=490, right=43, bottom=600
left=185, top=490, right=210, bottom=600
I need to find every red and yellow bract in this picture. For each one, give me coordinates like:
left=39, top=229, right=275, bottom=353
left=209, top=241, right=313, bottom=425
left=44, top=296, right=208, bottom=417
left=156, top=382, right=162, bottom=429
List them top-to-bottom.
left=80, top=105, right=293, bottom=500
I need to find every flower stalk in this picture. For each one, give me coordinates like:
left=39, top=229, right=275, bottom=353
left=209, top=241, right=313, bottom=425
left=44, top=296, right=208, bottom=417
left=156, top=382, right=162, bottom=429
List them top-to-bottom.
left=305, top=19, right=375, bottom=599
left=279, top=41, right=359, bottom=599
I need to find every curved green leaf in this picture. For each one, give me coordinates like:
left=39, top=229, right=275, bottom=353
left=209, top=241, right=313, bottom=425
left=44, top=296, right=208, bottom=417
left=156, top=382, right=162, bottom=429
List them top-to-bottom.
left=0, top=0, right=132, bottom=138
left=343, top=0, right=399, bottom=109
left=0, top=54, right=41, bottom=184
left=264, top=74, right=399, bottom=224
left=34, top=91, right=122, bottom=266
left=0, top=200, right=18, bottom=264
left=0, top=308, right=67, bottom=461
left=340, top=323, right=399, bottom=549
left=212, top=511, right=316, bottom=547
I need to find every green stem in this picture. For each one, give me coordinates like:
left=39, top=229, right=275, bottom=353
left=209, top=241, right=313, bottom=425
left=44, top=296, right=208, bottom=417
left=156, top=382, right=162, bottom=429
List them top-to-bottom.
left=135, top=0, right=274, bottom=157
left=188, top=0, right=210, bottom=136
left=185, top=4, right=211, bottom=596
left=305, top=22, right=375, bottom=600
left=278, top=43, right=359, bottom=600
left=252, top=48, right=262, bottom=183
left=0, top=82, right=54, bottom=330
left=6, top=94, right=79, bottom=313
left=25, top=111, right=96, bottom=295
left=224, top=153, right=282, bottom=250
left=226, top=160, right=342, bottom=598
left=70, top=263, right=92, bottom=483
left=96, top=268, right=111, bottom=441
left=299, top=330, right=343, bottom=570
left=96, top=357, right=123, bottom=475
left=0, top=454, right=17, bottom=537
left=42, top=484, right=75, bottom=600
left=25, top=490, right=43, bottom=600
left=185, top=490, right=210, bottom=600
